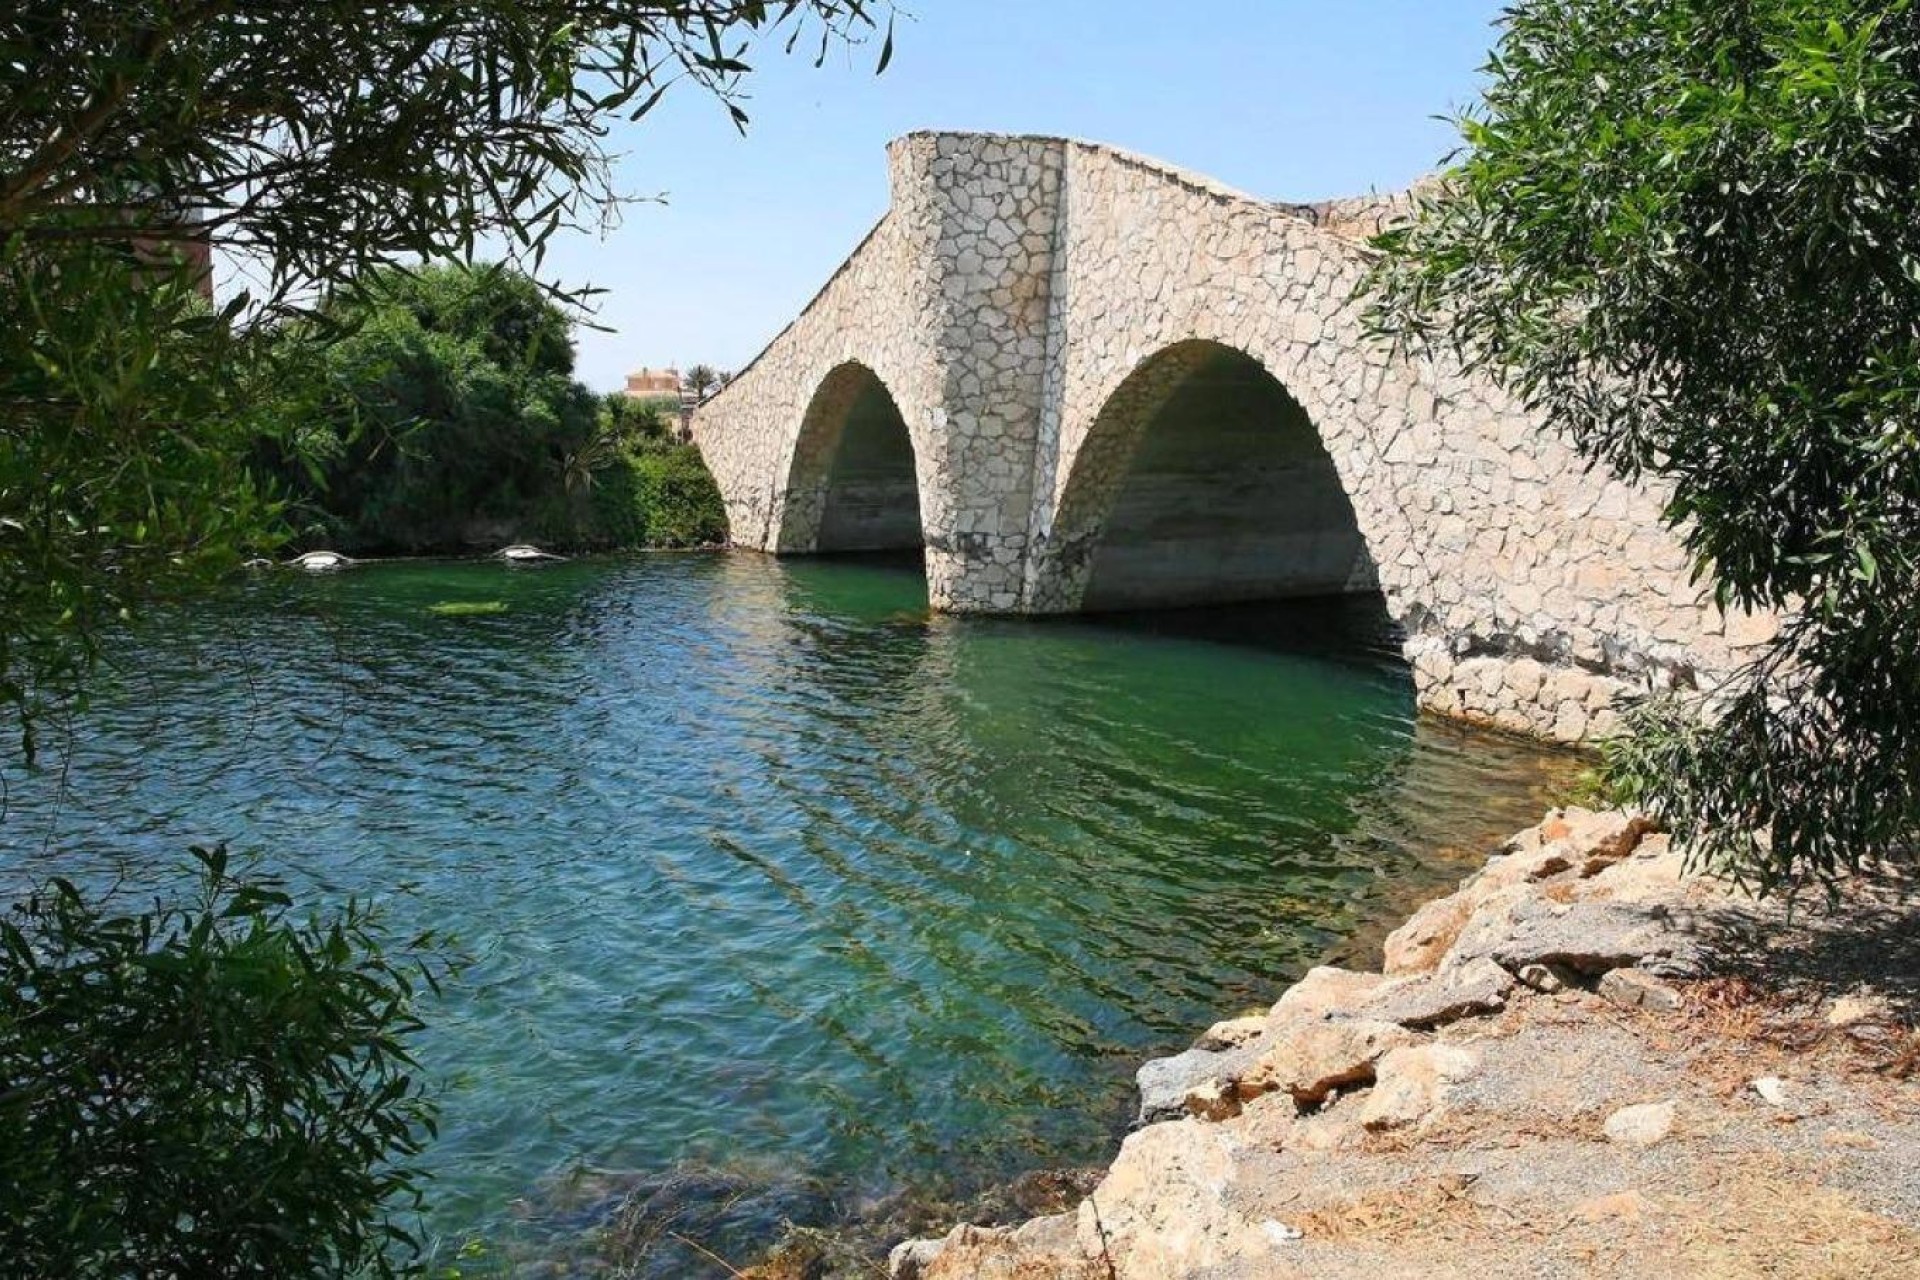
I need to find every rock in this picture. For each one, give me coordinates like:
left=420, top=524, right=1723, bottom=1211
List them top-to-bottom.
left=499, top=543, right=566, bottom=563
left=290, top=549, right=351, bottom=572
left=1541, top=807, right=1655, bottom=863
left=1497, top=808, right=1655, bottom=881
left=1383, top=895, right=1473, bottom=975
left=1446, top=896, right=1704, bottom=978
left=1360, top=957, right=1515, bottom=1029
left=1517, top=961, right=1579, bottom=993
left=1271, top=965, right=1390, bottom=1020
left=1598, top=967, right=1683, bottom=1013
left=1826, top=992, right=1892, bottom=1027
left=1196, top=1015, right=1268, bottom=1051
left=1236, top=1019, right=1417, bottom=1106
left=1359, top=1043, right=1481, bottom=1131
left=1136, top=1044, right=1260, bottom=1124
left=1751, top=1076, right=1792, bottom=1108
left=1183, top=1078, right=1241, bottom=1123
left=1603, top=1101, right=1676, bottom=1147
left=1072, top=1121, right=1239, bottom=1274
left=1825, top=1129, right=1882, bottom=1150
left=888, top=1238, right=945, bottom=1279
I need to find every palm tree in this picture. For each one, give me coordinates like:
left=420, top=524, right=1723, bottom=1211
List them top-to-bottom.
left=684, top=364, right=719, bottom=404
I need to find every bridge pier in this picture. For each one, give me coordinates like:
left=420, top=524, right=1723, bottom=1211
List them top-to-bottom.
left=691, top=132, right=1776, bottom=745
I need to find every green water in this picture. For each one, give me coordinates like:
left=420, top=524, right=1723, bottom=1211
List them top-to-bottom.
left=0, top=553, right=1574, bottom=1272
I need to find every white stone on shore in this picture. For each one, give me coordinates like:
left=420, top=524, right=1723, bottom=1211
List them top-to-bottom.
left=1604, top=1101, right=1677, bottom=1147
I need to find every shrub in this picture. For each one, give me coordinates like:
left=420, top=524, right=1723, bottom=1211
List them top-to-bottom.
left=628, top=446, right=729, bottom=548
left=0, top=848, right=446, bottom=1277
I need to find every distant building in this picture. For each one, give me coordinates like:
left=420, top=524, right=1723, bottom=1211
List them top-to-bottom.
left=625, top=367, right=682, bottom=400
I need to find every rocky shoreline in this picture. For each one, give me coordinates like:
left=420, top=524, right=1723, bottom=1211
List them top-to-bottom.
left=887, top=809, right=1920, bottom=1279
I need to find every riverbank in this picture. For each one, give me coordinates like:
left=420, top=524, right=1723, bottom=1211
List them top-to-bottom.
left=884, top=809, right=1920, bottom=1279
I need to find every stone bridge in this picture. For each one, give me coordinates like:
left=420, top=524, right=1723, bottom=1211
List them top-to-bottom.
left=691, top=132, right=1772, bottom=744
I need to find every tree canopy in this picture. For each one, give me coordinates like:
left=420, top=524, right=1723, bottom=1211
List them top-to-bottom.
left=1368, top=0, right=1920, bottom=891
left=266, top=263, right=726, bottom=553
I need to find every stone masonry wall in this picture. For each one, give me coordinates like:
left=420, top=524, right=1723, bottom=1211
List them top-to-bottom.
left=691, top=132, right=1777, bottom=745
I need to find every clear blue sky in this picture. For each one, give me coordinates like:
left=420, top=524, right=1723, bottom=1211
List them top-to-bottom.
left=551, top=0, right=1508, bottom=391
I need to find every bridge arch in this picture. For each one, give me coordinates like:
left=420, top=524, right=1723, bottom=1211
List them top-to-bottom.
left=695, top=131, right=1762, bottom=743
left=1035, top=339, right=1377, bottom=612
left=775, top=360, right=926, bottom=558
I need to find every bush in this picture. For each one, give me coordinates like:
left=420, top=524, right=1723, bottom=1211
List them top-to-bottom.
left=1366, top=0, right=1920, bottom=891
left=584, top=444, right=728, bottom=550
left=629, top=446, right=729, bottom=548
left=0, top=848, right=446, bottom=1277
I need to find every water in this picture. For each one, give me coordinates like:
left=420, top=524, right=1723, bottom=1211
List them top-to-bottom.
left=0, top=553, right=1575, bottom=1271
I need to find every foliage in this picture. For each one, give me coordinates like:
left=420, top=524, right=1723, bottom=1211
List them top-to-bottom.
left=1366, top=0, right=1920, bottom=891
left=0, top=2, right=893, bottom=316
left=0, top=246, right=282, bottom=761
left=268, top=264, right=603, bottom=553
left=269, top=264, right=728, bottom=552
left=684, top=363, right=720, bottom=403
left=602, top=390, right=673, bottom=448
left=588, top=443, right=729, bottom=548
left=631, top=444, right=730, bottom=546
left=0, top=847, right=448, bottom=1277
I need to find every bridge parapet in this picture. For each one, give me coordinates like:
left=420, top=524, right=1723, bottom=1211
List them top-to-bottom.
left=692, top=132, right=1776, bottom=744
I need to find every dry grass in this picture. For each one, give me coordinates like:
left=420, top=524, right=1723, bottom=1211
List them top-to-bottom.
left=1664, top=1157, right=1920, bottom=1280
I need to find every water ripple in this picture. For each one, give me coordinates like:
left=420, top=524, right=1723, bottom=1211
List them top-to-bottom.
left=0, top=552, right=1577, bottom=1269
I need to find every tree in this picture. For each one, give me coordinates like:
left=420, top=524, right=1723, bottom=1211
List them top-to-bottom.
left=1366, top=0, right=1920, bottom=891
left=270, top=264, right=603, bottom=552
left=684, top=362, right=720, bottom=403
left=602, top=390, right=671, bottom=449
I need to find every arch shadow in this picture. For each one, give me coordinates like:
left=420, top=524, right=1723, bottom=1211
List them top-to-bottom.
left=1045, top=339, right=1377, bottom=612
left=776, top=362, right=926, bottom=561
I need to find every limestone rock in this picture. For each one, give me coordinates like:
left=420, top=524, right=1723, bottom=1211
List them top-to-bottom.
left=1542, top=807, right=1656, bottom=872
left=1382, top=894, right=1473, bottom=975
left=1446, top=896, right=1704, bottom=978
left=1360, top=956, right=1515, bottom=1029
left=1517, top=961, right=1579, bottom=993
left=1271, top=965, right=1390, bottom=1019
left=1598, top=966, right=1683, bottom=1013
left=1826, top=992, right=1893, bottom=1027
left=1196, top=1014, right=1268, bottom=1051
left=1236, top=1018, right=1416, bottom=1106
left=1136, top=1043, right=1260, bottom=1124
left=1359, top=1043, right=1481, bottom=1131
left=1183, top=1077, right=1242, bottom=1123
left=1603, top=1100, right=1676, bottom=1147
left=1069, top=1120, right=1283, bottom=1277
left=903, top=1214, right=1090, bottom=1280
left=889, top=1237, right=946, bottom=1279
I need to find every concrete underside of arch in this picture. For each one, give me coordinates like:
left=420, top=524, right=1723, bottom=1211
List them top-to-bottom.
left=692, top=132, right=1778, bottom=745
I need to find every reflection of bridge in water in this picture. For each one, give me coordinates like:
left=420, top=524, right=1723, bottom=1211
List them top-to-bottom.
left=692, top=132, right=1774, bottom=743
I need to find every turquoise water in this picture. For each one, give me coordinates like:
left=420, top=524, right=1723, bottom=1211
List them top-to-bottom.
left=0, top=554, right=1573, bottom=1272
